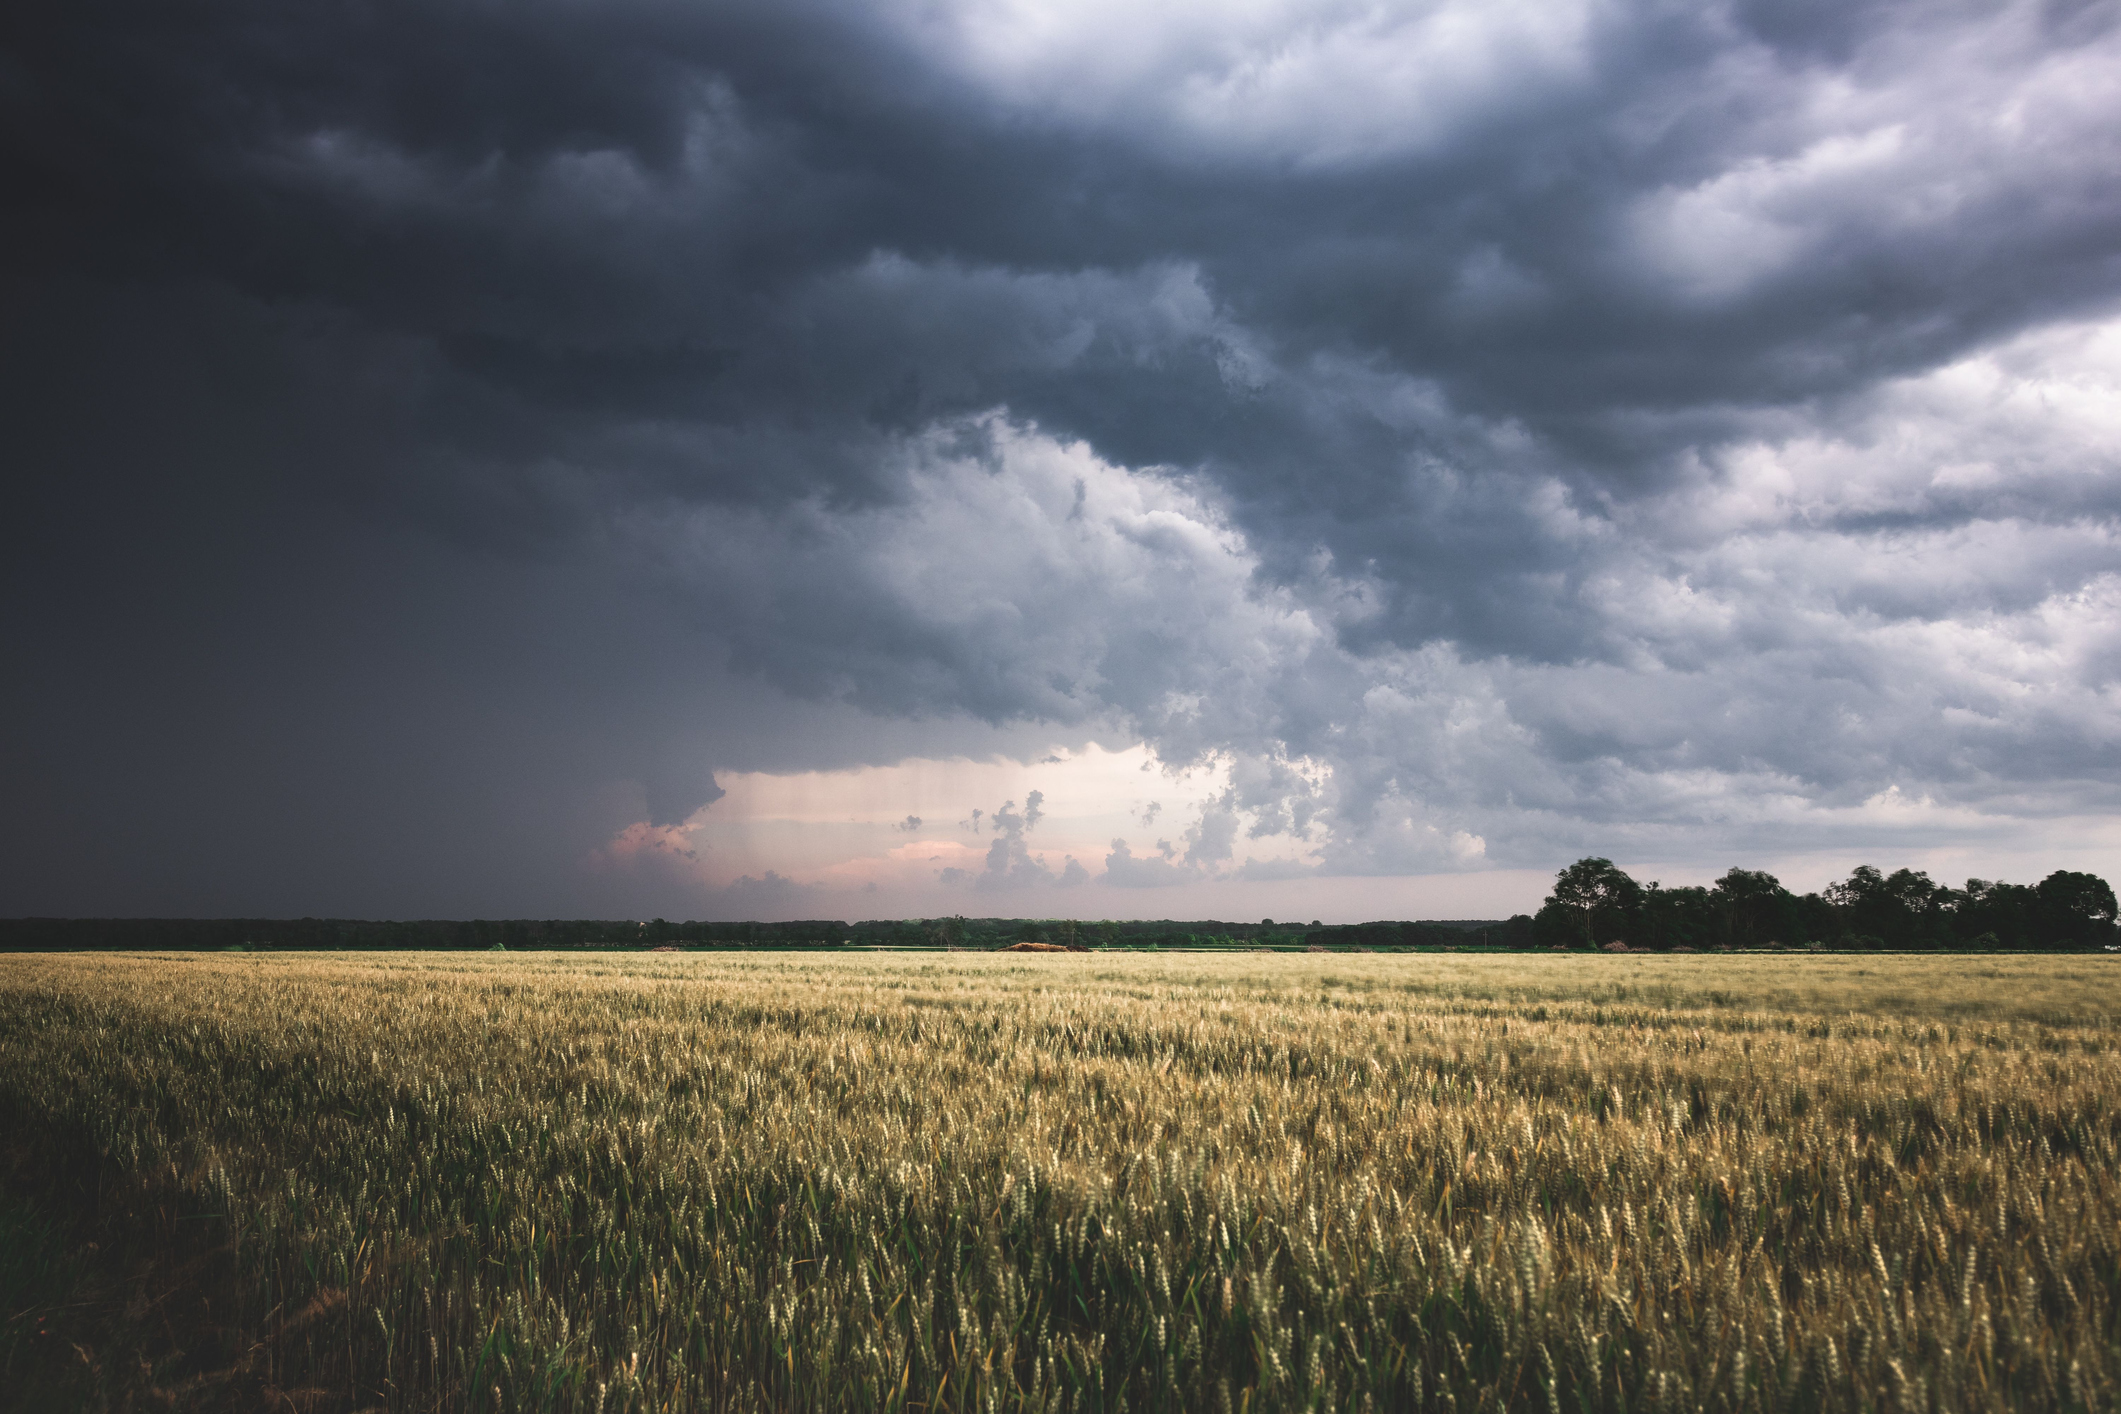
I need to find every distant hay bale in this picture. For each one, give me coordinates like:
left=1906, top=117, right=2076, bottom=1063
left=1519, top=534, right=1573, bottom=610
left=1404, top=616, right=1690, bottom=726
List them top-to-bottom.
left=999, top=941, right=1074, bottom=953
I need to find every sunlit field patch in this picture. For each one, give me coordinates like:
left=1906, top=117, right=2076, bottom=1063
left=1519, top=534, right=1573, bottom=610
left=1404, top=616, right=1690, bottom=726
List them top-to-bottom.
left=2, top=951, right=2117, bottom=1411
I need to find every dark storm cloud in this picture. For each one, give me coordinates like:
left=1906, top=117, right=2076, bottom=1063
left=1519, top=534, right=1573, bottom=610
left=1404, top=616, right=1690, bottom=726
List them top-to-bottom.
left=5, top=0, right=2119, bottom=911
left=19, top=0, right=2117, bottom=514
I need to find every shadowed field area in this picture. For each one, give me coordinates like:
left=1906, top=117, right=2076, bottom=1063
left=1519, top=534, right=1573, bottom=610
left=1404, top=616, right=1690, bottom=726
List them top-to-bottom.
left=3, top=951, right=2118, bottom=1411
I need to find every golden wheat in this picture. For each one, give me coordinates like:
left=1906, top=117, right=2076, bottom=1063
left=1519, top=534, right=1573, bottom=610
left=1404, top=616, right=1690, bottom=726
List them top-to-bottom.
left=2, top=950, right=2117, bottom=1411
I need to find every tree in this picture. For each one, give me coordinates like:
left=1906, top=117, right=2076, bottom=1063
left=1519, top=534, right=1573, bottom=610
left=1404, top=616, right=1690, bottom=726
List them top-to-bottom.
left=1547, top=858, right=1645, bottom=948
left=1824, top=865, right=1882, bottom=911
left=1826, top=865, right=1942, bottom=948
left=1711, top=868, right=1790, bottom=949
left=2035, top=871, right=2119, bottom=948
left=1954, top=878, right=2035, bottom=949
left=1640, top=883, right=1716, bottom=951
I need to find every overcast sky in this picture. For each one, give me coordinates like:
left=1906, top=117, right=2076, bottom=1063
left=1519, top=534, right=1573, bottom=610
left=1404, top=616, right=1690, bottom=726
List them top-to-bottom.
left=5, top=0, right=2120, bottom=922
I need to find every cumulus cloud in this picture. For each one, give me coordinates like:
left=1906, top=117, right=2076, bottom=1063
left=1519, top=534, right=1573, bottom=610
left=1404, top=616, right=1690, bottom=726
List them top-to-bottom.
left=643, top=388, right=2120, bottom=879
left=974, top=791, right=1056, bottom=891
left=1102, top=837, right=1187, bottom=889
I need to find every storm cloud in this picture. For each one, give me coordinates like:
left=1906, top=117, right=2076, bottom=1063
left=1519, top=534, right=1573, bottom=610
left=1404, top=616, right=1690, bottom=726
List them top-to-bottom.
left=4, top=0, right=2119, bottom=915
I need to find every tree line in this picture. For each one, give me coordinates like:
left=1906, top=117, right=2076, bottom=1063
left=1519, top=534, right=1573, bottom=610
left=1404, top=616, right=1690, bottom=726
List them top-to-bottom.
left=1523, top=858, right=2118, bottom=952
left=4, top=870, right=2112, bottom=953
left=0, top=916, right=1364, bottom=953
left=0, top=918, right=859, bottom=952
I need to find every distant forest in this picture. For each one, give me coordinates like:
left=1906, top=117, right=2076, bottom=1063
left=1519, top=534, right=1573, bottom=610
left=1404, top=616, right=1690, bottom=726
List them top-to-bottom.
left=3, top=859, right=2115, bottom=953
left=0, top=916, right=1442, bottom=953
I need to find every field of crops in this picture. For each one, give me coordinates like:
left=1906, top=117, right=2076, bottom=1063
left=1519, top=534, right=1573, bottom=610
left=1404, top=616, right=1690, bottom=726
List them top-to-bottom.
left=2, top=951, right=2118, bottom=1413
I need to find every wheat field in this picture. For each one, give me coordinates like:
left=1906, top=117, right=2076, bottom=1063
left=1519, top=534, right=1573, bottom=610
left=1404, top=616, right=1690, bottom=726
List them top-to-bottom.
left=2, top=950, right=2117, bottom=1412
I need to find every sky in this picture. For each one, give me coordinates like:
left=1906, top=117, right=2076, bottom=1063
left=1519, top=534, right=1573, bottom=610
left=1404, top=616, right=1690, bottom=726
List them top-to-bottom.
left=4, top=0, right=2120, bottom=923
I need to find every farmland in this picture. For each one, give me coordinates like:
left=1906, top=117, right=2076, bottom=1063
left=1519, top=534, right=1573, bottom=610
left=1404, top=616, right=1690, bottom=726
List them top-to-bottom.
left=2, top=951, right=2118, bottom=1412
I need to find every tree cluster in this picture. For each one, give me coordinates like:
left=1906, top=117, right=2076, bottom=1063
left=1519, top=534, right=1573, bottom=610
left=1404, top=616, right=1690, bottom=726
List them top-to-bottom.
left=1526, top=858, right=2119, bottom=951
